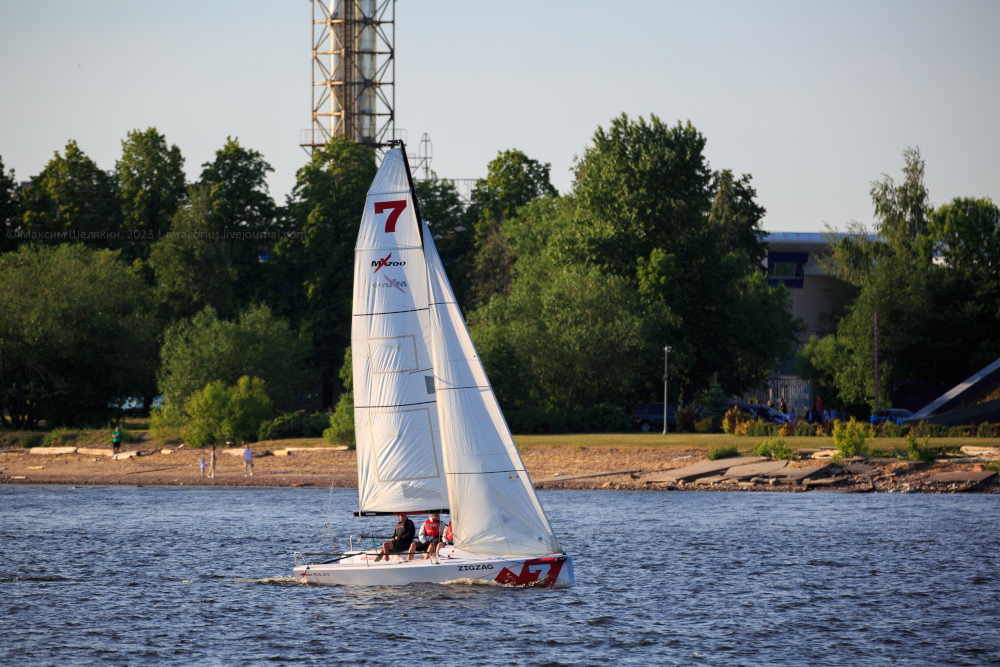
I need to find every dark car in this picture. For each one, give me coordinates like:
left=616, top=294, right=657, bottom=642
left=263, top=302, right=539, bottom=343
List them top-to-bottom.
left=632, top=403, right=678, bottom=432
left=730, top=403, right=789, bottom=424
left=870, top=408, right=913, bottom=426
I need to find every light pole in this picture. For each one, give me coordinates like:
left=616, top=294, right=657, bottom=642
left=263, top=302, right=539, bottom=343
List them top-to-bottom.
left=663, top=345, right=672, bottom=435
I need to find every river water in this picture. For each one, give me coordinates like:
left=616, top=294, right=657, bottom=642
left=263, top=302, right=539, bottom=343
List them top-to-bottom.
left=1, top=485, right=998, bottom=666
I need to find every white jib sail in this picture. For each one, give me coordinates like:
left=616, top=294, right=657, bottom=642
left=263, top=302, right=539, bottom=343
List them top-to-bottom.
left=352, top=148, right=447, bottom=513
left=423, top=227, right=562, bottom=556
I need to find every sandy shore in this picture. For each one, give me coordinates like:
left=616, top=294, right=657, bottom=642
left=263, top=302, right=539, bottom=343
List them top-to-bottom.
left=1, top=439, right=996, bottom=493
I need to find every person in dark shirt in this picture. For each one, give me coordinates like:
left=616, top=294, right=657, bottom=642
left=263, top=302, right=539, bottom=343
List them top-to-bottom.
left=377, top=513, right=415, bottom=561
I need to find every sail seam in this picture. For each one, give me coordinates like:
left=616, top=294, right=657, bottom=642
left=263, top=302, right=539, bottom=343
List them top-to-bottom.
left=353, top=308, right=429, bottom=317
left=357, top=400, right=437, bottom=409
left=445, top=470, right=525, bottom=474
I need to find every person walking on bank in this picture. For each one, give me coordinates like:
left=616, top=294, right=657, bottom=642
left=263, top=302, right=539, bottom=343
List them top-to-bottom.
left=111, top=425, right=122, bottom=455
left=243, top=444, right=253, bottom=478
left=209, top=445, right=217, bottom=479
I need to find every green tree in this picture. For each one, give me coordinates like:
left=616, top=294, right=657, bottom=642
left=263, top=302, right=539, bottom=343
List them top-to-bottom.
left=571, top=114, right=797, bottom=399
left=573, top=114, right=714, bottom=275
left=116, top=128, right=186, bottom=260
left=271, top=136, right=375, bottom=408
left=198, top=137, right=277, bottom=306
left=18, top=141, right=121, bottom=249
left=467, top=149, right=558, bottom=305
left=812, top=149, right=1000, bottom=410
left=0, top=154, right=20, bottom=253
left=708, top=170, right=768, bottom=268
left=415, top=171, right=472, bottom=304
left=147, top=185, right=237, bottom=322
left=0, top=245, right=157, bottom=428
left=471, top=260, right=670, bottom=412
left=158, top=304, right=312, bottom=411
left=324, top=347, right=355, bottom=448
left=182, top=376, right=273, bottom=446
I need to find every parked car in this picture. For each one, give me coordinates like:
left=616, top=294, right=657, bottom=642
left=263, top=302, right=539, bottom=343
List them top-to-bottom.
left=631, top=403, right=677, bottom=432
left=730, top=403, right=789, bottom=424
left=870, top=408, right=914, bottom=426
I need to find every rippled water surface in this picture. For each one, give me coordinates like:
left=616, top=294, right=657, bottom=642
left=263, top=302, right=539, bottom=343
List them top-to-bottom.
left=1, top=486, right=999, bottom=666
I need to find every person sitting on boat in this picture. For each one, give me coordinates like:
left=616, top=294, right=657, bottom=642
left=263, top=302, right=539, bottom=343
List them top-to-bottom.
left=377, top=513, right=415, bottom=561
left=407, top=513, right=441, bottom=561
left=433, top=520, right=454, bottom=558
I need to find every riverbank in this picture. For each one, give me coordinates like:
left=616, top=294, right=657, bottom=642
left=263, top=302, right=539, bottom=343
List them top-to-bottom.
left=1, top=432, right=997, bottom=493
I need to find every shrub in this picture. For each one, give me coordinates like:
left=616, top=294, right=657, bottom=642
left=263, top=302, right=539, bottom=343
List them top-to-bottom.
left=695, top=374, right=728, bottom=421
left=182, top=376, right=273, bottom=447
left=323, top=393, right=355, bottom=448
left=150, top=404, right=187, bottom=444
left=504, top=404, right=631, bottom=434
left=675, top=405, right=698, bottom=433
left=722, top=406, right=743, bottom=434
left=258, top=411, right=330, bottom=441
left=694, top=417, right=715, bottom=433
left=832, top=418, right=873, bottom=458
left=734, top=420, right=750, bottom=436
left=748, top=420, right=779, bottom=438
left=793, top=421, right=815, bottom=437
left=881, top=421, right=910, bottom=438
left=910, top=421, right=947, bottom=438
left=778, top=422, right=793, bottom=437
left=976, top=422, right=998, bottom=438
left=947, top=426, right=971, bottom=437
left=41, top=427, right=78, bottom=447
left=0, top=431, right=44, bottom=448
left=905, top=433, right=936, bottom=463
left=753, top=436, right=794, bottom=460
left=706, top=444, right=739, bottom=460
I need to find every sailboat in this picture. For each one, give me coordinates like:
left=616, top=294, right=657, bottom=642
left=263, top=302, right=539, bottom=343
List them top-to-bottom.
left=292, top=142, right=574, bottom=588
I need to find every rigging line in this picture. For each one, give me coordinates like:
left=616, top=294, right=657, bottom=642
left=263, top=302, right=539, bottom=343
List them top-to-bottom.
left=353, top=307, right=429, bottom=317
left=357, top=400, right=437, bottom=409
left=446, top=470, right=525, bottom=475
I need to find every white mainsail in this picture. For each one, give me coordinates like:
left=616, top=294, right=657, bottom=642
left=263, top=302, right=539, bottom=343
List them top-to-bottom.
left=351, top=149, right=447, bottom=513
left=423, top=227, right=562, bottom=556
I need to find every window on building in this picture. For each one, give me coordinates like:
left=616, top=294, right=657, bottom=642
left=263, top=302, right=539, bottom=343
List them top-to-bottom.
left=768, top=262, right=802, bottom=279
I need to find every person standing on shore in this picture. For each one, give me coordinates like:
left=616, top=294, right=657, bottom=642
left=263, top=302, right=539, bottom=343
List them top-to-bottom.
left=779, top=398, right=787, bottom=414
left=111, top=425, right=122, bottom=455
left=243, top=444, right=253, bottom=478
left=209, top=446, right=217, bottom=479
left=200, top=457, right=207, bottom=478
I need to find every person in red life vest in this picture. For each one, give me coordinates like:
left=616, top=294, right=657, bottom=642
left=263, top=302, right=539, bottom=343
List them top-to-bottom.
left=407, top=513, right=441, bottom=561
left=433, top=520, right=454, bottom=558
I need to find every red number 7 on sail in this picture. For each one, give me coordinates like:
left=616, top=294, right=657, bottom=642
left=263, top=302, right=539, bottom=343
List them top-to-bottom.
left=375, top=200, right=407, bottom=233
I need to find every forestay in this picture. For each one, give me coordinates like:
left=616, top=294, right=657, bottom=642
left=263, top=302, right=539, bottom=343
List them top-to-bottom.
left=352, top=148, right=447, bottom=514
left=424, top=229, right=562, bottom=556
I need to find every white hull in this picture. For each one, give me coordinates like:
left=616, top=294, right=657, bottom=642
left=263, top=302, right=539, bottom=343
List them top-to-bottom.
left=294, top=547, right=574, bottom=588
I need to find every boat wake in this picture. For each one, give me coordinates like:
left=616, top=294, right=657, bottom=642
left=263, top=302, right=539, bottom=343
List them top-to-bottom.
left=226, top=576, right=303, bottom=586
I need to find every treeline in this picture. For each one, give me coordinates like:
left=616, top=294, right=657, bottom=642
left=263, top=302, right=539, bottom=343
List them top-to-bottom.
left=0, top=114, right=802, bottom=435
left=798, top=148, right=1000, bottom=413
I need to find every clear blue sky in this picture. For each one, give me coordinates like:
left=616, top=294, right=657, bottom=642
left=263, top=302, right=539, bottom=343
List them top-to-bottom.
left=2, top=1, right=997, bottom=232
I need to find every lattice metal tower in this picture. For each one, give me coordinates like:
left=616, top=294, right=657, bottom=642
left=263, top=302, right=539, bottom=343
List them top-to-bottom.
left=301, top=0, right=395, bottom=151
